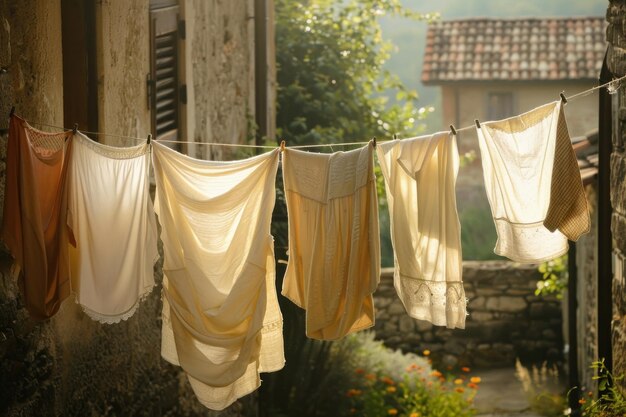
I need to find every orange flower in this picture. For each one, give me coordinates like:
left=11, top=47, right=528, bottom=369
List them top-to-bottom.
left=423, top=349, right=431, bottom=356
left=406, top=363, right=421, bottom=372
left=447, top=365, right=453, bottom=370
left=461, top=367, right=471, bottom=372
left=355, top=368, right=364, bottom=375
left=431, top=370, right=443, bottom=378
left=365, top=373, right=376, bottom=381
left=380, top=376, right=395, bottom=385
left=470, top=377, right=481, bottom=384
left=454, top=378, right=463, bottom=385
left=427, top=381, right=433, bottom=387
left=467, top=382, right=478, bottom=389
left=386, top=386, right=397, bottom=393
left=455, top=387, right=465, bottom=393
left=346, top=389, right=362, bottom=398
left=587, top=391, right=593, bottom=397
left=579, top=399, right=587, bottom=405
left=350, top=408, right=357, bottom=414
left=388, top=409, right=398, bottom=415
left=409, top=413, right=420, bottom=417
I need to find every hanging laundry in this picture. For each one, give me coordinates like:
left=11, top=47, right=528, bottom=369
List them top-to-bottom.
left=476, top=100, right=590, bottom=263
left=1, top=114, right=73, bottom=319
left=66, top=133, right=158, bottom=324
left=377, top=133, right=466, bottom=329
left=281, top=141, right=380, bottom=340
left=152, top=142, right=284, bottom=411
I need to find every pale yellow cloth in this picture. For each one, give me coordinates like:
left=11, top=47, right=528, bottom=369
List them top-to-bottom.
left=476, top=101, right=589, bottom=263
left=66, top=133, right=158, bottom=324
left=377, top=133, right=466, bottom=329
left=152, top=142, right=284, bottom=411
left=281, top=142, right=380, bottom=340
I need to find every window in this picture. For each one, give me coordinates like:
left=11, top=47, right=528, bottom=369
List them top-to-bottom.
left=149, top=0, right=184, bottom=145
left=487, top=92, right=514, bottom=120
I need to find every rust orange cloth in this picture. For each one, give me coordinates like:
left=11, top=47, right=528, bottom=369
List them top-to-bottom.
left=2, top=114, right=73, bottom=319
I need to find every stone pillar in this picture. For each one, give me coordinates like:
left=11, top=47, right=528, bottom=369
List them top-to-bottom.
left=608, top=0, right=626, bottom=390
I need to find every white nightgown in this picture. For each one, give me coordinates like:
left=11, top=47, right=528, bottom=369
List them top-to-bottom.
left=67, top=132, right=158, bottom=323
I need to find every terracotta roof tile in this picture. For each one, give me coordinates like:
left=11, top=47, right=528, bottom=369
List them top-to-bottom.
left=421, top=17, right=606, bottom=84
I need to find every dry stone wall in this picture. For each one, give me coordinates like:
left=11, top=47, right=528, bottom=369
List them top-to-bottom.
left=374, top=262, right=564, bottom=369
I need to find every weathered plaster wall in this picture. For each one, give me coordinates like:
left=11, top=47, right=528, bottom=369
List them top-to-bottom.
left=95, top=0, right=151, bottom=147
left=184, top=0, right=256, bottom=160
left=608, top=0, right=626, bottom=391
left=0, top=1, right=261, bottom=416
left=374, top=262, right=564, bottom=369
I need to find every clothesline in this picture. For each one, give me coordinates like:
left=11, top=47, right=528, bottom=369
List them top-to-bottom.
left=19, top=73, right=626, bottom=148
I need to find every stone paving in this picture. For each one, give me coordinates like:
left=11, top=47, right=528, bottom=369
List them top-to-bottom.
left=474, top=368, right=546, bottom=417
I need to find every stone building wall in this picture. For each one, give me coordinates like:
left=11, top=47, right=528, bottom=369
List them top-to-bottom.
left=608, top=0, right=626, bottom=389
left=0, top=1, right=265, bottom=416
left=374, top=262, right=564, bottom=369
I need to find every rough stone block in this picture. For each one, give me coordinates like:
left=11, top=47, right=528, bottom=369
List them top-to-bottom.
left=611, top=153, right=626, bottom=215
left=469, top=296, right=486, bottom=309
left=485, top=296, right=527, bottom=312
left=388, top=302, right=406, bottom=316
left=529, top=302, right=562, bottom=319
left=469, top=311, right=493, bottom=322
left=399, top=316, right=415, bottom=333
left=612, top=317, right=626, bottom=392
left=415, top=319, right=433, bottom=332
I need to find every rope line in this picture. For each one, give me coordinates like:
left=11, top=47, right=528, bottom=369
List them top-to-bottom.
left=16, top=73, right=626, bottom=148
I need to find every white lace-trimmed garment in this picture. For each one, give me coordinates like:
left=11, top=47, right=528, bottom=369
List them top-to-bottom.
left=476, top=101, right=589, bottom=263
left=66, top=133, right=158, bottom=324
left=377, top=133, right=466, bottom=329
left=152, top=142, right=284, bottom=411
left=281, top=142, right=380, bottom=340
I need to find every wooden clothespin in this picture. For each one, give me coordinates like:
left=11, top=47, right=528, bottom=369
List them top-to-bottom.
left=560, top=92, right=568, bottom=104
left=9, top=106, right=15, bottom=118
left=475, top=119, right=481, bottom=129
left=72, top=123, right=78, bottom=134
left=449, top=125, right=457, bottom=136
left=147, top=134, right=152, bottom=145
left=372, top=137, right=377, bottom=148
left=280, top=140, right=286, bottom=152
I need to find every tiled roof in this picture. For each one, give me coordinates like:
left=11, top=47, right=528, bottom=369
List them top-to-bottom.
left=422, top=17, right=606, bottom=84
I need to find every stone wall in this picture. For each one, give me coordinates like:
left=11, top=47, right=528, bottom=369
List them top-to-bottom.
left=608, top=0, right=626, bottom=390
left=374, top=262, right=564, bottom=369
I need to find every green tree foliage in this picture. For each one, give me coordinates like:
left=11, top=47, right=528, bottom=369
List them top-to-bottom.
left=275, top=0, right=437, bottom=146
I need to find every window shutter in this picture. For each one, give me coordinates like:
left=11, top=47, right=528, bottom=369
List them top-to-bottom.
left=149, top=3, right=181, bottom=144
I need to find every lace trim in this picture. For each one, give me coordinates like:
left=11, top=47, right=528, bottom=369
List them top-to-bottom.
left=76, top=133, right=149, bottom=159
left=397, top=274, right=468, bottom=327
left=73, top=284, right=155, bottom=324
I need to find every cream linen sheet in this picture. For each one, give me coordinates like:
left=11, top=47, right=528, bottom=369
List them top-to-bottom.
left=476, top=101, right=589, bottom=263
left=377, top=133, right=466, bottom=329
left=152, top=142, right=284, bottom=410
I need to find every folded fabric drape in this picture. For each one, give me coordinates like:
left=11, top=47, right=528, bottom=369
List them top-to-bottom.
left=476, top=101, right=590, bottom=263
left=1, top=114, right=73, bottom=319
left=66, top=133, right=158, bottom=324
left=377, top=133, right=466, bottom=329
left=281, top=141, right=381, bottom=340
left=152, top=142, right=284, bottom=411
